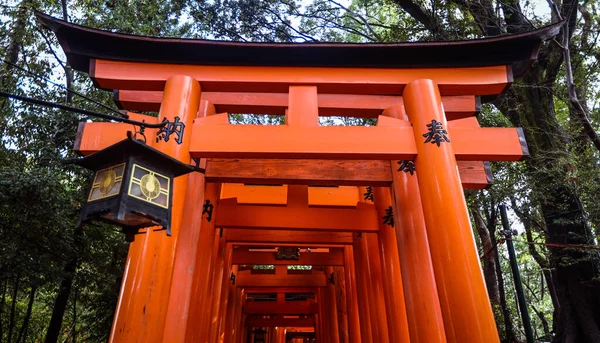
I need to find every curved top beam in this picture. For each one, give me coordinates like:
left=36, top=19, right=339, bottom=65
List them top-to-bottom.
left=37, top=12, right=561, bottom=77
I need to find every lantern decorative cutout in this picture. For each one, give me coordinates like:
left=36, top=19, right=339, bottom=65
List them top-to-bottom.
left=68, top=136, right=195, bottom=241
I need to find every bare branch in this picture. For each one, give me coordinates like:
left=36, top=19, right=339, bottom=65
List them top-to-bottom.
left=328, top=0, right=382, bottom=42
left=390, top=0, right=447, bottom=39
left=546, top=0, right=600, bottom=152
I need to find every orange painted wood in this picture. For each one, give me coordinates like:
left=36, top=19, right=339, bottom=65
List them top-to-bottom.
left=91, top=59, right=511, bottom=96
left=108, top=75, right=200, bottom=343
left=404, top=79, right=500, bottom=342
left=287, top=86, right=319, bottom=126
left=115, top=90, right=479, bottom=119
left=382, top=105, right=446, bottom=343
left=164, top=113, right=220, bottom=341
left=190, top=115, right=526, bottom=161
left=75, top=117, right=512, bottom=174
left=190, top=122, right=416, bottom=160
left=205, top=159, right=491, bottom=188
left=161, top=174, right=210, bottom=342
left=183, top=185, right=219, bottom=342
left=371, top=187, right=411, bottom=343
left=356, top=189, right=389, bottom=343
left=216, top=199, right=379, bottom=232
left=225, top=229, right=353, bottom=245
left=365, top=233, right=390, bottom=343
left=352, top=234, right=373, bottom=342
left=207, top=237, right=228, bottom=342
left=215, top=242, right=234, bottom=342
left=343, top=246, right=361, bottom=343
left=231, top=250, right=344, bottom=266
left=224, top=265, right=239, bottom=342
left=325, top=266, right=341, bottom=343
left=333, top=266, right=350, bottom=343
left=236, top=273, right=327, bottom=288
left=244, top=287, right=317, bottom=294
left=229, top=289, right=244, bottom=343
left=244, top=302, right=319, bottom=315
left=245, top=317, right=315, bottom=327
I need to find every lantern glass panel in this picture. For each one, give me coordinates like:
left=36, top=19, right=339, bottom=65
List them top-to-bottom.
left=88, top=163, right=125, bottom=201
left=127, top=164, right=170, bottom=209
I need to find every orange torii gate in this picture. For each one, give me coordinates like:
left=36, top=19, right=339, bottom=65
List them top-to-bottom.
left=39, top=12, right=560, bottom=343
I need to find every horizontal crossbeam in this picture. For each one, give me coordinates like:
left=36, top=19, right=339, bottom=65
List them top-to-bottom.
left=91, top=60, right=511, bottom=96
left=114, top=90, right=479, bottom=120
left=190, top=114, right=527, bottom=161
left=206, top=159, right=492, bottom=189
left=216, top=199, right=379, bottom=232
left=225, top=229, right=353, bottom=245
left=232, top=250, right=344, bottom=266
left=237, top=273, right=327, bottom=288
left=244, top=302, right=319, bottom=315
left=245, top=316, right=315, bottom=328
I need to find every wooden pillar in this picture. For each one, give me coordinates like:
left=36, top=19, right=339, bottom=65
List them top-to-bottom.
left=109, top=75, right=201, bottom=343
left=403, top=79, right=499, bottom=342
left=381, top=105, right=446, bottom=343
left=183, top=183, right=220, bottom=342
left=371, top=187, right=410, bottom=342
left=357, top=188, right=389, bottom=343
left=198, top=231, right=222, bottom=340
left=352, top=233, right=373, bottom=342
left=364, top=234, right=390, bottom=343
left=208, top=235, right=229, bottom=341
left=216, top=243, right=234, bottom=342
left=342, top=246, right=361, bottom=343
left=224, top=265, right=240, bottom=342
left=325, top=266, right=341, bottom=343
left=333, top=266, right=349, bottom=343
left=230, top=288, right=244, bottom=343
left=316, top=288, right=325, bottom=343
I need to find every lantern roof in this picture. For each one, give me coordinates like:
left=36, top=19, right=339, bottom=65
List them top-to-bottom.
left=36, top=12, right=561, bottom=78
left=66, top=136, right=196, bottom=177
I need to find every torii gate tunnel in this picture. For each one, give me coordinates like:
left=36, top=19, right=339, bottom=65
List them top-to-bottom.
left=40, top=12, right=561, bottom=343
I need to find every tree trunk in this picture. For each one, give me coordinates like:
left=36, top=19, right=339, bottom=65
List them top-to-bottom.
left=0, top=0, right=31, bottom=134
left=496, top=66, right=600, bottom=342
left=472, top=205, right=501, bottom=305
left=44, top=225, right=83, bottom=343
left=490, top=226, right=516, bottom=342
left=7, top=274, right=20, bottom=343
left=0, top=275, right=7, bottom=339
left=15, top=285, right=37, bottom=343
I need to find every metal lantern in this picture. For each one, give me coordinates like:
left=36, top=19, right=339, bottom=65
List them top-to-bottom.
left=68, top=136, right=195, bottom=241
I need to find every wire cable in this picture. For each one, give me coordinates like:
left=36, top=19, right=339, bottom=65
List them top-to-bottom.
left=0, top=57, right=128, bottom=118
left=0, top=90, right=166, bottom=128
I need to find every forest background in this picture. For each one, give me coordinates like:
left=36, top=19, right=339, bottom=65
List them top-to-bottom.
left=1, top=0, right=599, bottom=342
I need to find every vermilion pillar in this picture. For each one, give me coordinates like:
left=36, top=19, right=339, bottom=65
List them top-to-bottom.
left=109, top=75, right=201, bottom=343
left=403, top=79, right=499, bottom=342
left=383, top=105, right=446, bottom=343
left=183, top=183, right=219, bottom=342
left=371, top=187, right=410, bottom=342
left=352, top=233, right=373, bottom=342
left=364, top=233, right=390, bottom=343
left=208, top=235, right=228, bottom=341
left=215, top=243, right=234, bottom=341
left=343, top=246, right=361, bottom=343
left=325, top=266, right=341, bottom=343
left=333, top=266, right=349, bottom=343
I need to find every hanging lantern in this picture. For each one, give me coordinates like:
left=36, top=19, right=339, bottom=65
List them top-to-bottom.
left=67, top=135, right=196, bottom=241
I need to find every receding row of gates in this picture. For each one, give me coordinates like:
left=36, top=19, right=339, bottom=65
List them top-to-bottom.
left=38, top=12, right=560, bottom=343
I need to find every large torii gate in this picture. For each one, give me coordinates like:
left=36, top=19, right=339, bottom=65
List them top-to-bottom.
left=39, top=12, right=560, bottom=343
